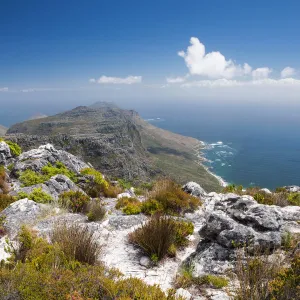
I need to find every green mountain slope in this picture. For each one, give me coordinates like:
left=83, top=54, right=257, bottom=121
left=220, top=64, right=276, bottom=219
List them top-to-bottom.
left=6, top=103, right=220, bottom=191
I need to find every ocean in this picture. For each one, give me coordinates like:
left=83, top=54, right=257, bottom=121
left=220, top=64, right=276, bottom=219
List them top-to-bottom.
left=139, top=100, right=300, bottom=190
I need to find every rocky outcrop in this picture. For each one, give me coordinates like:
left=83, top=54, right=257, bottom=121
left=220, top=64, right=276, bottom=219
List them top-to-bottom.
left=0, top=141, right=12, bottom=165
left=12, top=144, right=89, bottom=176
left=11, top=174, right=85, bottom=200
left=183, top=181, right=207, bottom=197
left=284, top=185, right=300, bottom=192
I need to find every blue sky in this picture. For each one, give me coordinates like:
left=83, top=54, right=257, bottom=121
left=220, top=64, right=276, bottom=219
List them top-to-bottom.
left=1, top=0, right=300, bottom=100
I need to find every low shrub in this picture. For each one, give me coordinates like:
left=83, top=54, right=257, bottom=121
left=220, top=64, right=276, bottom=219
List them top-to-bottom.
left=4, top=140, right=22, bottom=157
left=42, top=161, right=77, bottom=182
left=0, top=166, right=9, bottom=194
left=19, top=169, right=46, bottom=186
left=117, top=178, right=131, bottom=189
left=143, top=179, right=201, bottom=215
left=103, top=184, right=123, bottom=198
left=223, top=184, right=243, bottom=194
left=29, top=187, right=53, bottom=203
left=58, top=190, right=90, bottom=213
left=287, top=193, right=300, bottom=206
left=0, top=194, right=16, bottom=211
left=115, top=197, right=142, bottom=215
left=141, top=198, right=163, bottom=215
left=86, top=200, right=106, bottom=222
left=128, top=214, right=194, bottom=261
left=0, top=215, right=6, bottom=236
left=51, top=223, right=101, bottom=265
left=0, top=227, right=181, bottom=300
left=234, top=249, right=285, bottom=300
left=269, top=254, right=300, bottom=300
left=175, top=263, right=228, bottom=290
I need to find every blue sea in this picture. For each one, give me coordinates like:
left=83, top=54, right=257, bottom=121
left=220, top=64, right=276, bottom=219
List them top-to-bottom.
left=139, top=100, right=300, bottom=190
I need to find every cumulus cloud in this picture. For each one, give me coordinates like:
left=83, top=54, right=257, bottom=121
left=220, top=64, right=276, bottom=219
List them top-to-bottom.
left=178, top=37, right=251, bottom=79
left=281, top=66, right=296, bottom=78
left=252, top=67, right=272, bottom=80
left=89, top=75, right=142, bottom=84
left=166, top=76, right=187, bottom=83
left=0, top=87, right=8, bottom=92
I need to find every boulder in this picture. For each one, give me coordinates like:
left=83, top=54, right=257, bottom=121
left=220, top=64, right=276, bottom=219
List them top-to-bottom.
left=0, top=141, right=12, bottom=165
left=13, top=144, right=89, bottom=175
left=183, top=182, right=207, bottom=198
left=284, top=185, right=300, bottom=193
left=260, top=188, right=272, bottom=194
left=1, top=199, right=44, bottom=238
left=139, top=256, right=151, bottom=268
left=175, top=288, right=192, bottom=300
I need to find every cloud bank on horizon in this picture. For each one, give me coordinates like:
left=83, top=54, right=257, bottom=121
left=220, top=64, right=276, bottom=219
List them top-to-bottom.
left=166, top=37, right=299, bottom=88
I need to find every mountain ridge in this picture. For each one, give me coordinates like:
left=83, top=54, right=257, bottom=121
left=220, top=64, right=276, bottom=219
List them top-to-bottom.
left=6, top=103, right=221, bottom=191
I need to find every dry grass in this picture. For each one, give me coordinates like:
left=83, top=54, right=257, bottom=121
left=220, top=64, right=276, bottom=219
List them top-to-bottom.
left=0, top=166, right=9, bottom=194
left=86, top=199, right=106, bottom=222
left=51, top=223, right=101, bottom=265
left=234, top=248, right=285, bottom=300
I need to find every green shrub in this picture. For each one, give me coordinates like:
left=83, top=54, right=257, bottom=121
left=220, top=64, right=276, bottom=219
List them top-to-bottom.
left=5, top=140, right=22, bottom=156
left=42, top=161, right=77, bottom=182
left=80, top=168, right=108, bottom=188
left=19, top=169, right=46, bottom=186
left=117, top=178, right=131, bottom=189
left=143, top=179, right=201, bottom=215
left=103, top=184, right=123, bottom=198
left=222, top=184, right=243, bottom=194
left=28, top=187, right=53, bottom=203
left=58, top=190, right=90, bottom=213
left=17, top=191, right=29, bottom=199
left=287, top=193, right=300, bottom=206
left=0, top=194, right=16, bottom=211
left=115, top=197, right=142, bottom=215
left=141, top=198, right=163, bottom=215
left=86, top=200, right=106, bottom=222
left=0, top=215, right=6, bottom=236
left=128, top=215, right=194, bottom=261
left=51, top=223, right=101, bottom=265
left=0, top=226, right=181, bottom=300
left=269, top=255, right=300, bottom=300
left=175, top=263, right=228, bottom=290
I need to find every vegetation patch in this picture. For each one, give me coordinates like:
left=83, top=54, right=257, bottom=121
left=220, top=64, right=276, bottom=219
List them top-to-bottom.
left=0, top=138, right=22, bottom=157
left=42, top=161, right=77, bottom=182
left=0, top=166, right=9, bottom=194
left=80, top=167, right=109, bottom=197
left=19, top=169, right=46, bottom=186
left=142, top=179, right=201, bottom=215
left=103, top=184, right=123, bottom=198
left=18, top=187, right=53, bottom=203
left=58, top=190, right=90, bottom=213
left=0, top=194, right=16, bottom=211
left=115, top=197, right=142, bottom=215
left=86, top=199, right=106, bottom=222
left=128, top=214, right=194, bottom=261
left=0, top=226, right=180, bottom=299
left=175, top=263, right=228, bottom=290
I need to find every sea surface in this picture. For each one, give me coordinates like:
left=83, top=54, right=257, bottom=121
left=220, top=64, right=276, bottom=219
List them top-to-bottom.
left=139, top=100, right=300, bottom=190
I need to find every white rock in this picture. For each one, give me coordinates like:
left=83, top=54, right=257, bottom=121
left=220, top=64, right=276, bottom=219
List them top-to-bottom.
left=260, top=188, right=272, bottom=194
left=117, top=192, right=132, bottom=199
left=139, top=256, right=151, bottom=268
left=175, top=288, right=192, bottom=300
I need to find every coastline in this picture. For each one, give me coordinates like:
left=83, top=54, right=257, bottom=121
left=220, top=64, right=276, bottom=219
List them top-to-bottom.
left=194, top=140, right=228, bottom=188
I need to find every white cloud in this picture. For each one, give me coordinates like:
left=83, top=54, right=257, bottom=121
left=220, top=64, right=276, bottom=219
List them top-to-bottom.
left=178, top=37, right=251, bottom=79
left=281, top=66, right=296, bottom=78
left=252, top=67, right=272, bottom=80
left=90, top=75, right=142, bottom=84
left=166, top=76, right=187, bottom=83
left=181, top=77, right=300, bottom=88
left=0, top=87, right=8, bottom=92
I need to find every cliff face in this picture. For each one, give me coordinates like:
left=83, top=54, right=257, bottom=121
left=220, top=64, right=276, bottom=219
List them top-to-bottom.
left=6, top=103, right=220, bottom=191
left=0, top=125, right=7, bottom=136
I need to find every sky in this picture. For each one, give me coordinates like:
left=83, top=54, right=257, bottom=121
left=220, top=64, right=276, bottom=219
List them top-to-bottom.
left=1, top=0, right=300, bottom=123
